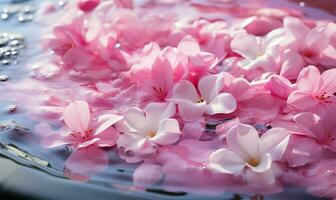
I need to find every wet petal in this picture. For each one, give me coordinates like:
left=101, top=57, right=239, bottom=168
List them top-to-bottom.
left=206, top=93, right=237, bottom=115
left=63, top=101, right=91, bottom=134
left=151, top=119, right=181, bottom=145
left=209, top=148, right=245, bottom=174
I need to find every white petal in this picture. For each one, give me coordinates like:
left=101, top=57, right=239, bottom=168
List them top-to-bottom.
left=198, top=74, right=224, bottom=102
left=206, top=93, right=237, bottom=115
left=177, top=100, right=207, bottom=122
left=144, top=102, right=176, bottom=130
left=123, top=107, right=147, bottom=132
left=94, top=114, right=124, bottom=135
left=151, top=119, right=181, bottom=145
left=226, top=123, right=260, bottom=160
left=260, top=128, right=289, bottom=161
left=208, top=149, right=245, bottom=174
left=248, top=153, right=272, bottom=173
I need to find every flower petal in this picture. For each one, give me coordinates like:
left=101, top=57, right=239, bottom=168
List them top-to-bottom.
left=231, top=34, right=259, bottom=59
left=177, top=36, right=200, bottom=56
left=296, top=65, right=320, bottom=92
left=198, top=74, right=224, bottom=102
left=172, top=80, right=199, bottom=101
left=287, top=90, right=319, bottom=111
left=206, top=93, right=237, bottom=115
left=177, top=100, right=207, bottom=122
left=63, top=101, right=91, bottom=134
left=144, top=102, right=176, bottom=131
left=123, top=107, right=147, bottom=132
left=94, top=114, right=123, bottom=135
left=151, top=119, right=181, bottom=145
left=226, top=123, right=260, bottom=160
left=260, top=128, right=289, bottom=161
left=42, top=134, right=79, bottom=148
left=64, top=145, right=108, bottom=180
left=208, top=148, right=245, bottom=174
left=248, top=153, right=272, bottom=173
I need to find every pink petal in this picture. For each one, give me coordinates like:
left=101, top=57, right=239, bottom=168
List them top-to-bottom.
left=78, top=0, right=100, bottom=12
left=284, top=17, right=310, bottom=40
left=305, top=26, right=329, bottom=52
left=231, top=34, right=259, bottom=59
left=177, top=36, right=200, bottom=56
left=63, top=48, right=94, bottom=70
left=280, top=49, right=305, bottom=80
left=151, top=56, right=174, bottom=99
left=296, top=65, right=320, bottom=92
left=318, top=68, right=336, bottom=95
left=198, top=74, right=224, bottom=102
left=265, top=75, right=293, bottom=99
left=172, top=80, right=199, bottom=101
left=287, top=90, right=319, bottom=111
left=206, top=93, right=237, bottom=115
left=63, top=101, right=91, bottom=134
left=94, top=114, right=123, bottom=135
left=151, top=119, right=181, bottom=145
left=226, top=123, right=260, bottom=160
left=96, top=127, right=120, bottom=147
left=42, top=134, right=79, bottom=148
left=77, top=138, right=100, bottom=148
left=64, top=145, right=108, bottom=179
left=208, top=148, right=245, bottom=174
left=133, top=163, right=163, bottom=188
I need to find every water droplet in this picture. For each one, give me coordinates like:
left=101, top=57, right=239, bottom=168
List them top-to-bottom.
left=58, top=0, right=66, bottom=7
left=299, top=2, right=305, bottom=7
left=1, top=13, right=9, bottom=20
left=17, top=13, right=34, bottom=22
left=0, top=38, right=9, bottom=47
left=11, top=50, right=18, bottom=56
left=1, top=59, right=11, bottom=65
left=0, top=75, right=9, bottom=81
left=8, top=105, right=18, bottom=113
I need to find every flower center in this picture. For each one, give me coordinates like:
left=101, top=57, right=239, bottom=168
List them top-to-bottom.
left=302, top=49, right=316, bottom=58
left=152, top=86, right=166, bottom=99
left=316, top=91, right=334, bottom=104
left=196, top=97, right=205, bottom=104
left=71, top=128, right=93, bottom=139
left=146, top=130, right=157, bottom=138
left=247, top=158, right=260, bottom=167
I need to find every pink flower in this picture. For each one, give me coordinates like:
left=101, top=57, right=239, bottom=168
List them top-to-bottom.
left=283, top=17, right=336, bottom=66
left=231, top=30, right=282, bottom=70
left=287, top=65, right=336, bottom=112
left=171, top=73, right=237, bottom=121
left=42, top=101, right=123, bottom=179
left=116, top=102, right=181, bottom=162
left=294, top=111, right=336, bottom=150
left=208, top=123, right=289, bottom=183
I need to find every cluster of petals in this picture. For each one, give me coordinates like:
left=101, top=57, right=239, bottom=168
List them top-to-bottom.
left=21, top=0, right=336, bottom=199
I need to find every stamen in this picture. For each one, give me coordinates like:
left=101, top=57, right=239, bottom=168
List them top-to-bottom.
left=146, top=130, right=156, bottom=138
left=247, top=158, right=260, bottom=167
